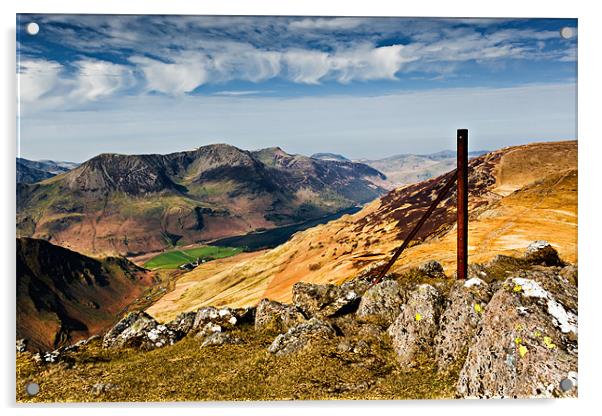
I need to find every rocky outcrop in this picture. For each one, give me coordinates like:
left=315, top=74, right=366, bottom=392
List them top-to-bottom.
left=87, top=240, right=577, bottom=400
left=525, top=240, right=563, bottom=267
left=418, top=260, right=446, bottom=278
left=456, top=275, right=577, bottom=398
left=434, top=278, right=492, bottom=369
left=356, top=280, right=406, bottom=325
left=292, top=282, right=359, bottom=318
left=387, top=284, right=443, bottom=366
left=255, top=299, right=306, bottom=333
left=191, top=306, right=239, bottom=333
left=166, top=311, right=197, bottom=338
left=102, top=312, right=177, bottom=350
left=268, top=318, right=336, bottom=356
left=194, top=322, right=223, bottom=340
left=200, top=332, right=242, bottom=348
left=32, top=335, right=100, bottom=364
left=16, top=339, right=27, bottom=353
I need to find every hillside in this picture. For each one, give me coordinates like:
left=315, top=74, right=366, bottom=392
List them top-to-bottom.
left=147, top=140, right=577, bottom=320
left=16, top=144, right=387, bottom=256
left=359, top=150, right=488, bottom=188
left=16, top=158, right=79, bottom=184
left=17, top=238, right=156, bottom=351
left=18, top=242, right=577, bottom=401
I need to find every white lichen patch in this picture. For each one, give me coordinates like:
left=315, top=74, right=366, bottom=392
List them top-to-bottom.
left=464, top=277, right=485, bottom=288
left=511, top=277, right=577, bottom=335
left=511, top=278, right=547, bottom=298
left=345, top=290, right=358, bottom=300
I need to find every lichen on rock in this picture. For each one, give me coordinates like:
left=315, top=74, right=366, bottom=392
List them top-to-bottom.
left=456, top=275, right=577, bottom=398
left=434, top=277, right=491, bottom=369
left=356, top=280, right=406, bottom=325
left=292, top=282, right=359, bottom=318
left=387, top=284, right=443, bottom=366
left=255, top=299, right=306, bottom=333
left=102, top=311, right=177, bottom=350
left=268, top=318, right=336, bottom=356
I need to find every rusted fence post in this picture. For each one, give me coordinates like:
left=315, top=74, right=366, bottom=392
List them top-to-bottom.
left=457, top=129, right=468, bottom=280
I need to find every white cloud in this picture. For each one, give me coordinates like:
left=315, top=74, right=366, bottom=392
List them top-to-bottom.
left=19, top=16, right=577, bottom=101
left=289, top=18, right=365, bottom=31
left=331, top=44, right=416, bottom=83
left=210, top=45, right=281, bottom=83
left=282, top=49, right=330, bottom=84
left=130, top=54, right=209, bottom=95
left=18, top=58, right=136, bottom=112
left=18, top=59, right=63, bottom=102
left=69, top=60, right=135, bottom=101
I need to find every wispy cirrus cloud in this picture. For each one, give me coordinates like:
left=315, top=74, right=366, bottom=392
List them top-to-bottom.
left=16, top=15, right=577, bottom=104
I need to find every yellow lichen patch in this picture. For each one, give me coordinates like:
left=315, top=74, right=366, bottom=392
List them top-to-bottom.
left=513, top=284, right=523, bottom=293
left=474, top=303, right=483, bottom=314
left=415, top=313, right=422, bottom=322
left=515, top=323, right=524, bottom=331
left=533, top=330, right=542, bottom=338
left=543, top=336, right=557, bottom=350
left=514, top=337, right=523, bottom=345
left=518, top=345, right=528, bottom=358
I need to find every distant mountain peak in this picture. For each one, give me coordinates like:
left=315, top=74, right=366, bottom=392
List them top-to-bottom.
left=16, top=157, right=79, bottom=184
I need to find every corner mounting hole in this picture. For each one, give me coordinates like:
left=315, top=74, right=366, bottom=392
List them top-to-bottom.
left=26, top=22, right=40, bottom=36
left=560, top=27, right=574, bottom=40
left=559, top=378, right=573, bottom=392
left=26, top=382, right=40, bottom=396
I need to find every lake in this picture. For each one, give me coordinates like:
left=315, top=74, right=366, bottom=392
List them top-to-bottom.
left=208, top=206, right=361, bottom=251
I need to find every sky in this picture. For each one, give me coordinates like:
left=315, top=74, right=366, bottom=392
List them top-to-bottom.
left=16, top=15, right=577, bottom=162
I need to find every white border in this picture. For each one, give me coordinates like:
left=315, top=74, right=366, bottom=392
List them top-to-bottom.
left=2, top=1, right=600, bottom=415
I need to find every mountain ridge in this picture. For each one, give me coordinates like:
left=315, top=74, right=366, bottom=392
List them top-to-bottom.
left=17, top=144, right=388, bottom=256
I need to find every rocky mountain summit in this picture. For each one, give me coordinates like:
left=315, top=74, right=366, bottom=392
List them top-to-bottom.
left=21, top=241, right=577, bottom=400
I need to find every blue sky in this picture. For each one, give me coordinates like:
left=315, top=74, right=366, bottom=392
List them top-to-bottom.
left=17, top=15, right=577, bottom=161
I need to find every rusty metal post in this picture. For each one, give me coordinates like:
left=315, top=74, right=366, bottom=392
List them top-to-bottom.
left=457, top=129, right=468, bottom=280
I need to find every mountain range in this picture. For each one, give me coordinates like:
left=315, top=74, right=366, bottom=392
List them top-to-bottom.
left=17, top=144, right=387, bottom=256
left=321, top=149, right=489, bottom=188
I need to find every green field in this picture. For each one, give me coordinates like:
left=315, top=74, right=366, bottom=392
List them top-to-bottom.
left=143, top=246, right=242, bottom=270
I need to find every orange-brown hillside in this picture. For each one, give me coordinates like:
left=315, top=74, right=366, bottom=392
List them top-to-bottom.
left=148, top=140, right=577, bottom=322
left=17, top=238, right=157, bottom=351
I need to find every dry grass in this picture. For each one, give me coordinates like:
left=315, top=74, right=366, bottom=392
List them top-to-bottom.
left=16, top=327, right=458, bottom=403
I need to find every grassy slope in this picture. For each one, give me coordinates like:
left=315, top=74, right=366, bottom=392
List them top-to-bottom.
left=143, top=246, right=242, bottom=270
left=16, top=326, right=457, bottom=402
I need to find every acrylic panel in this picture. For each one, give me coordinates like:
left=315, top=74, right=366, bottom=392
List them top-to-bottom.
left=16, top=14, right=578, bottom=402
